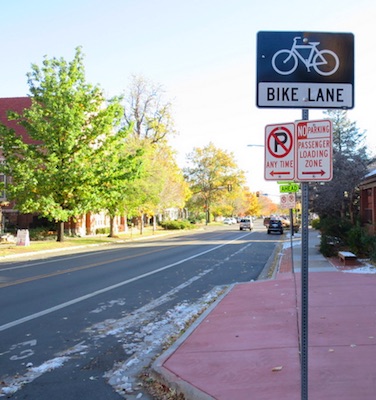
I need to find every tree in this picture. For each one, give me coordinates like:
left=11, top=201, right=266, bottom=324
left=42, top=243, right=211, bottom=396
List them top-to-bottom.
left=0, top=47, right=127, bottom=241
left=121, top=75, right=187, bottom=229
left=123, top=75, right=176, bottom=144
left=311, top=110, right=374, bottom=222
left=94, top=136, right=144, bottom=237
left=122, top=142, right=190, bottom=233
left=184, top=143, right=246, bottom=223
left=153, top=144, right=191, bottom=217
left=211, top=186, right=257, bottom=218
left=245, top=191, right=261, bottom=217
left=258, top=194, right=278, bottom=217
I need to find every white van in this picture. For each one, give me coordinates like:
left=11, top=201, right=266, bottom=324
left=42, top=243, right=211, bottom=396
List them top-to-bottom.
left=239, top=218, right=253, bottom=231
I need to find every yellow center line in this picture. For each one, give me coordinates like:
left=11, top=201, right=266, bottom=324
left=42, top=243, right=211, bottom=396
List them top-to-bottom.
left=0, top=247, right=167, bottom=289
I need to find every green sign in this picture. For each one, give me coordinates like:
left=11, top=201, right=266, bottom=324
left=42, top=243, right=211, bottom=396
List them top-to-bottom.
left=279, top=183, right=300, bottom=193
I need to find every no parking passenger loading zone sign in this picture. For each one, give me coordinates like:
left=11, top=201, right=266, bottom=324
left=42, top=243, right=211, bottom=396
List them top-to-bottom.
left=264, top=119, right=332, bottom=182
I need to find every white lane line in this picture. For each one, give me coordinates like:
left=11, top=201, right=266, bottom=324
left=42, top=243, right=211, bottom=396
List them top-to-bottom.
left=0, top=234, right=251, bottom=332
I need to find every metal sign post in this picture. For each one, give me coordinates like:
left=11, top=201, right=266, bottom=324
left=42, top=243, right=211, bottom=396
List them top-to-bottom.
left=257, top=31, right=349, bottom=400
left=301, top=108, right=309, bottom=400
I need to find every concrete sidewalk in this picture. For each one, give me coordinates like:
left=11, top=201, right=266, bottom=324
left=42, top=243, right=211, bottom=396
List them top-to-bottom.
left=152, top=229, right=376, bottom=399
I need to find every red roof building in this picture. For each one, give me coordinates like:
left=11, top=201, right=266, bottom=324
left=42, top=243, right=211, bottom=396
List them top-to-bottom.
left=0, top=97, right=35, bottom=143
left=0, top=97, right=35, bottom=230
left=359, top=169, right=376, bottom=235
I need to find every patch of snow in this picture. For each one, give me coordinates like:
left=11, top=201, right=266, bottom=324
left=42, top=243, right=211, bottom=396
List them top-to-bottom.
left=282, top=233, right=301, bottom=249
left=342, top=264, right=376, bottom=274
left=1, top=267, right=224, bottom=398
left=103, top=286, right=225, bottom=396
left=90, top=298, right=127, bottom=314
left=56, top=340, right=89, bottom=356
left=0, top=341, right=88, bottom=397
left=0, top=356, right=69, bottom=396
left=28, top=356, right=68, bottom=374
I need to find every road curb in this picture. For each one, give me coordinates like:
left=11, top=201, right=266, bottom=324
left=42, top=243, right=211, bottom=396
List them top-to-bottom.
left=257, top=239, right=283, bottom=281
left=151, top=285, right=234, bottom=400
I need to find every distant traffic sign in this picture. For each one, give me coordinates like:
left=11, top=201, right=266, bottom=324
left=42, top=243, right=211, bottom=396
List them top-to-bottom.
left=256, top=31, right=354, bottom=109
left=296, top=119, right=333, bottom=181
left=264, top=123, right=295, bottom=180
left=280, top=183, right=300, bottom=193
left=280, top=193, right=296, bottom=209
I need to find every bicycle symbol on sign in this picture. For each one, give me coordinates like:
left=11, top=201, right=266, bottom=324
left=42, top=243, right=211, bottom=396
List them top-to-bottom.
left=271, top=37, right=340, bottom=76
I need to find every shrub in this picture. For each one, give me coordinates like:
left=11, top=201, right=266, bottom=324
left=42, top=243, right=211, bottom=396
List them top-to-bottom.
left=318, top=216, right=353, bottom=242
left=317, top=217, right=376, bottom=259
left=160, top=220, right=194, bottom=230
left=347, top=223, right=376, bottom=258
left=95, top=227, right=110, bottom=235
left=28, top=228, right=56, bottom=241
left=319, top=234, right=342, bottom=257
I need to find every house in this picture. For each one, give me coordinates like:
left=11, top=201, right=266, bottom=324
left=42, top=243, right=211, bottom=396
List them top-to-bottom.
left=0, top=97, right=124, bottom=235
left=0, top=97, right=34, bottom=231
left=359, top=169, right=376, bottom=235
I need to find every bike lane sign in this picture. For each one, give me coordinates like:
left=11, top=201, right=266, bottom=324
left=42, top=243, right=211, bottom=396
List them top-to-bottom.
left=256, top=31, right=354, bottom=109
left=295, top=119, right=333, bottom=181
left=264, top=122, right=295, bottom=180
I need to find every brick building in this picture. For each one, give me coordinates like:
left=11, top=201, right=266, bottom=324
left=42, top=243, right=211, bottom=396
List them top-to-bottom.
left=359, top=169, right=376, bottom=235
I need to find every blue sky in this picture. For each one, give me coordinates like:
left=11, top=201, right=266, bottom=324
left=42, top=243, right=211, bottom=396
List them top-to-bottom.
left=2, top=0, right=375, bottom=196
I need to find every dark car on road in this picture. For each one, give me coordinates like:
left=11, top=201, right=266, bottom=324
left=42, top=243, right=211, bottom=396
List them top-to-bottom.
left=267, top=219, right=284, bottom=235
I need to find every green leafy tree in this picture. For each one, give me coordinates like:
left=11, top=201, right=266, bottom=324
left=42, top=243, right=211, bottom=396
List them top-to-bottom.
left=0, top=47, right=127, bottom=241
left=94, top=136, right=145, bottom=237
left=122, top=142, right=190, bottom=233
left=184, top=142, right=246, bottom=223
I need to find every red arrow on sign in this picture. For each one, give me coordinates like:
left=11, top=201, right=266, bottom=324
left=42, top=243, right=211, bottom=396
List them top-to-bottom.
left=271, top=170, right=291, bottom=176
left=301, top=170, right=325, bottom=176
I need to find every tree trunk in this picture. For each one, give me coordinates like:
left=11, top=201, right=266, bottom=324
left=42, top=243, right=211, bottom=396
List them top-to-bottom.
left=123, top=213, right=128, bottom=233
left=140, top=214, right=144, bottom=235
left=109, top=216, right=115, bottom=237
left=57, top=221, right=64, bottom=242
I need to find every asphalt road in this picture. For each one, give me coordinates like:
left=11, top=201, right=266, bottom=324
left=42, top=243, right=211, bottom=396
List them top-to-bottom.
left=0, top=221, right=281, bottom=399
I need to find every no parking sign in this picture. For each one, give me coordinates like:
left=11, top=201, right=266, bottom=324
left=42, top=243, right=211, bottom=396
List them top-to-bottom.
left=264, top=122, right=295, bottom=180
left=280, top=193, right=296, bottom=209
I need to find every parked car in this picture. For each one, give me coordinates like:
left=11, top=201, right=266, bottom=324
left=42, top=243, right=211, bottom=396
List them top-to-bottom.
left=279, top=216, right=290, bottom=227
left=223, top=217, right=237, bottom=225
left=239, top=218, right=253, bottom=231
left=267, top=219, right=284, bottom=234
